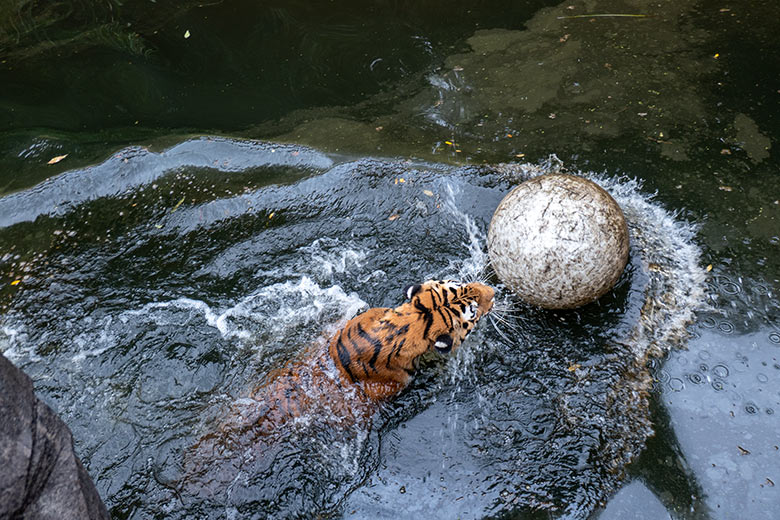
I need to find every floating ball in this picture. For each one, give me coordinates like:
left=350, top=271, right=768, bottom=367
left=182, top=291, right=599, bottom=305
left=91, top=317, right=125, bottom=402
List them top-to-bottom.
left=487, top=174, right=629, bottom=309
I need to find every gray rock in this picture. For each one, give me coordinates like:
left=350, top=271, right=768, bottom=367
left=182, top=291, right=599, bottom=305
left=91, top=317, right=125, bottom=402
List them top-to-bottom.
left=0, top=353, right=108, bottom=520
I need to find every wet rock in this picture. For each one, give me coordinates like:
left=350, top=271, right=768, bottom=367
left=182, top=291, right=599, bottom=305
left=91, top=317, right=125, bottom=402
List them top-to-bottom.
left=0, top=353, right=108, bottom=519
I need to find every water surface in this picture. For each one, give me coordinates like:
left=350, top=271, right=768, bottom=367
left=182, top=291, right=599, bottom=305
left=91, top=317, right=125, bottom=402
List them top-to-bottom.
left=1, top=0, right=778, bottom=518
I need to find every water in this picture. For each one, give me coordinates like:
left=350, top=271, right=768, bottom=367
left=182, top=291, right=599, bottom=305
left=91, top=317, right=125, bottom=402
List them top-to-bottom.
left=1, top=0, right=779, bottom=519
left=0, top=143, right=705, bottom=518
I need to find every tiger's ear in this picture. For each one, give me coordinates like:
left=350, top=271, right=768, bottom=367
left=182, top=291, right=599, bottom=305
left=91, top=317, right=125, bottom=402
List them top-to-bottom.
left=404, top=284, right=422, bottom=300
left=433, top=334, right=453, bottom=353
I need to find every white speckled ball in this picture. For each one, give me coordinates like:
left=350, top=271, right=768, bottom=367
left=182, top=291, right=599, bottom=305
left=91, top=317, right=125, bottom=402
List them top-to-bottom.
left=487, top=174, right=629, bottom=309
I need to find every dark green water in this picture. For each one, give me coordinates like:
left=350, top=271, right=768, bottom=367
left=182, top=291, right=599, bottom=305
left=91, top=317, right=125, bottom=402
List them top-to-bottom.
left=1, top=0, right=778, bottom=519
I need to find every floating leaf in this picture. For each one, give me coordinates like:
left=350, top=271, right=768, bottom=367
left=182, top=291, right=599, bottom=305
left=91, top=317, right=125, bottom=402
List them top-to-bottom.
left=184, top=30, right=191, bottom=39
left=47, top=154, right=68, bottom=165
left=423, top=190, right=434, bottom=197
left=170, top=196, right=186, bottom=213
left=388, top=214, right=399, bottom=221
left=706, top=264, right=713, bottom=272
left=10, top=279, right=21, bottom=286
left=567, top=363, right=581, bottom=372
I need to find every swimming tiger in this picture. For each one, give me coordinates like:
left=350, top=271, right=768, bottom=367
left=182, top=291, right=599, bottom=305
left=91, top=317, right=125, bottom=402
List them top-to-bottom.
left=251, top=279, right=495, bottom=422
left=186, top=280, right=494, bottom=483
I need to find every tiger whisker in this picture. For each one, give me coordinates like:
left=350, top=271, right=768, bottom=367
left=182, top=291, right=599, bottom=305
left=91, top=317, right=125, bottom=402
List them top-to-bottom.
left=491, top=308, right=523, bottom=319
left=488, top=314, right=519, bottom=345
left=489, top=314, right=521, bottom=333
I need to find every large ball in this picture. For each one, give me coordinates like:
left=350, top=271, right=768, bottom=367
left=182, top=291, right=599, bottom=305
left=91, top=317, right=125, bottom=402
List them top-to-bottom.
left=487, top=174, right=629, bottom=309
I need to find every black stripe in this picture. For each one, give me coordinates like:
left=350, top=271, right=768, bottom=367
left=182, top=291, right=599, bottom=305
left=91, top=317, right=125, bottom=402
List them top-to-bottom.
left=431, top=288, right=442, bottom=306
left=414, top=299, right=431, bottom=315
left=415, top=299, right=435, bottom=339
left=440, top=306, right=455, bottom=329
left=421, top=312, right=434, bottom=340
left=357, top=322, right=385, bottom=372
left=386, top=323, right=409, bottom=341
left=385, top=324, right=410, bottom=364
left=345, top=325, right=362, bottom=355
left=335, top=337, right=356, bottom=382
left=387, top=338, right=405, bottom=366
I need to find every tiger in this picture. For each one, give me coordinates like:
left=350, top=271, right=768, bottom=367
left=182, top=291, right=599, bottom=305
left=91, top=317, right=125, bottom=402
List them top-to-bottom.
left=250, top=279, right=495, bottom=425
left=185, top=280, right=494, bottom=488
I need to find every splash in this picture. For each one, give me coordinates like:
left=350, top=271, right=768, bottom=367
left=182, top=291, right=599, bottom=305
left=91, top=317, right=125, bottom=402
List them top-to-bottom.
left=489, top=159, right=708, bottom=358
left=123, top=276, right=366, bottom=345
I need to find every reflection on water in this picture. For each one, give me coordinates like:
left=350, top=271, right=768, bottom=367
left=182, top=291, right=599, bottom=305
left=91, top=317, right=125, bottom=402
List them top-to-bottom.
left=0, top=139, right=705, bottom=518
left=658, top=275, right=780, bottom=519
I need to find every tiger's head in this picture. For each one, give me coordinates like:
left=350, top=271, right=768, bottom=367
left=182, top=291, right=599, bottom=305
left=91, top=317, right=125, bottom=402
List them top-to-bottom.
left=400, top=280, right=495, bottom=356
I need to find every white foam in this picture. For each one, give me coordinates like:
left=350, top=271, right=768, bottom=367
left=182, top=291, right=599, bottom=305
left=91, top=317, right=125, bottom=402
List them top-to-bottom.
left=591, top=173, right=708, bottom=358
left=440, top=182, right=489, bottom=282
left=300, top=239, right=368, bottom=278
left=122, top=276, right=367, bottom=346
left=71, top=316, right=117, bottom=362
left=0, top=324, right=37, bottom=362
